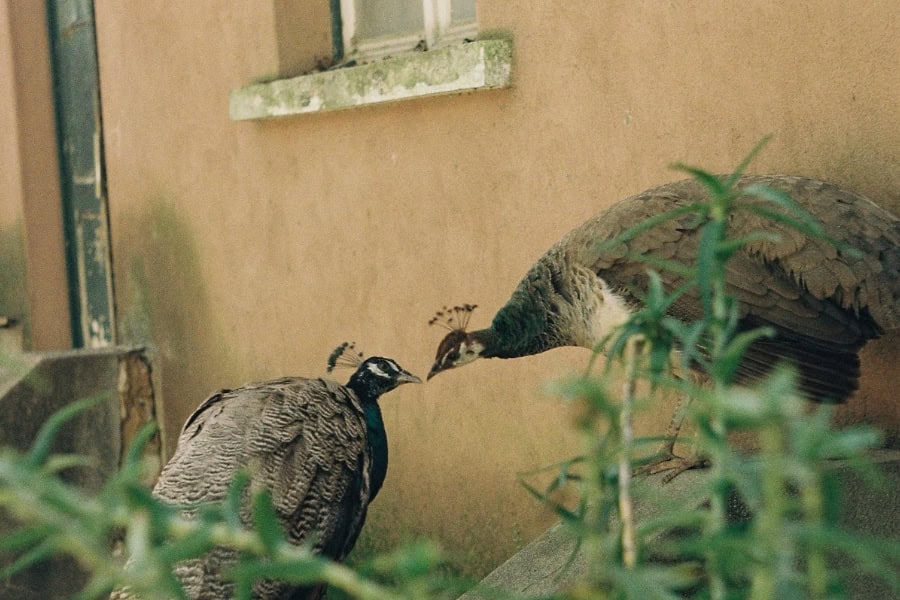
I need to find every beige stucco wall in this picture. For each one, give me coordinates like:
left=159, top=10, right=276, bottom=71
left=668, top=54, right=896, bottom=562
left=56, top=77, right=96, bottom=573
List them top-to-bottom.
left=0, top=0, right=71, bottom=350
left=0, top=1, right=22, bottom=226
left=91, top=1, right=899, bottom=574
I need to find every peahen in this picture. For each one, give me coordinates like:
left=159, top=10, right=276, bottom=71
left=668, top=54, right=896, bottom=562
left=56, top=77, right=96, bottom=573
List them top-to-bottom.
left=428, top=175, right=899, bottom=474
left=111, top=343, right=420, bottom=600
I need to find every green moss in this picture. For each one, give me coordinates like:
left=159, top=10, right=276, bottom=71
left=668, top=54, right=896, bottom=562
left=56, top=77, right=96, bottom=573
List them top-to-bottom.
left=475, top=28, right=514, bottom=41
left=230, top=39, right=513, bottom=120
left=116, top=198, right=240, bottom=456
left=0, top=220, right=30, bottom=344
left=120, top=254, right=153, bottom=346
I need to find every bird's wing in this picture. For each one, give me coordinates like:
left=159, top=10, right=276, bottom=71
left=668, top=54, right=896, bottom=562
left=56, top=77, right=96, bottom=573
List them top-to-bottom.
left=568, top=175, right=898, bottom=399
left=572, top=176, right=898, bottom=338
left=725, top=176, right=900, bottom=331
left=154, top=376, right=371, bottom=562
left=243, top=378, right=371, bottom=562
left=148, top=384, right=272, bottom=599
left=152, top=385, right=261, bottom=506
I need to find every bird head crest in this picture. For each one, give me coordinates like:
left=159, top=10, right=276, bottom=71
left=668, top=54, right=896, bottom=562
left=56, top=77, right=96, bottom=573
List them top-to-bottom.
left=428, top=304, right=478, bottom=332
left=327, top=342, right=365, bottom=372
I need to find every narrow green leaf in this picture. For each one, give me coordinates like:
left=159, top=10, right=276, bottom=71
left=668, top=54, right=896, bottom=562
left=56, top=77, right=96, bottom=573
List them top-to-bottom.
left=723, top=134, right=772, bottom=188
left=669, top=163, right=727, bottom=196
left=741, top=182, right=811, bottom=218
left=745, top=200, right=861, bottom=257
left=743, top=203, right=826, bottom=239
left=595, top=204, right=702, bottom=254
left=696, top=220, right=723, bottom=314
left=716, top=231, right=783, bottom=256
left=622, top=252, right=695, bottom=278
left=713, top=326, right=775, bottom=382
left=27, top=395, right=105, bottom=467
left=123, top=421, right=160, bottom=469
left=818, top=427, right=882, bottom=457
left=43, top=453, right=96, bottom=474
left=516, top=455, right=587, bottom=479
left=225, top=471, right=252, bottom=528
left=518, top=479, right=584, bottom=526
left=251, top=489, right=284, bottom=553
left=0, top=525, right=54, bottom=554
left=158, top=526, right=215, bottom=563
left=800, top=526, right=900, bottom=591
left=0, top=539, right=56, bottom=579
left=228, top=557, right=327, bottom=585
left=71, top=574, right=116, bottom=600
left=233, top=574, right=253, bottom=600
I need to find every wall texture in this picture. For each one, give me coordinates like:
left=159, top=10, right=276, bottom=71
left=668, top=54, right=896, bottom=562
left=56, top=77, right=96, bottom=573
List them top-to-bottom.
left=86, top=0, right=899, bottom=575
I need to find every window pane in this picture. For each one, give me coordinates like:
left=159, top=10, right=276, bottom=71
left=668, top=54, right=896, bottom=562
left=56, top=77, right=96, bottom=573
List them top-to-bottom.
left=356, top=0, right=424, bottom=39
left=451, top=0, right=476, bottom=22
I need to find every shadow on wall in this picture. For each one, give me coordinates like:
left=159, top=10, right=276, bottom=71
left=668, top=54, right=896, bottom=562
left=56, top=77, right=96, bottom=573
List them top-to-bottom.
left=117, top=198, right=238, bottom=458
left=837, top=331, right=900, bottom=447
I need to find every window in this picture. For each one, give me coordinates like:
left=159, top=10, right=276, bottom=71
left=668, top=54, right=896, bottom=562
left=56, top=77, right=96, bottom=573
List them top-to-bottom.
left=338, top=0, right=477, bottom=63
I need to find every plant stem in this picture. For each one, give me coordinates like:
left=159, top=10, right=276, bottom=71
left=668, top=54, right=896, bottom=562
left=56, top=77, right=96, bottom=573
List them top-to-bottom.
left=618, top=338, right=642, bottom=568
left=706, top=382, right=728, bottom=600
left=750, top=423, right=785, bottom=600
left=801, top=473, right=828, bottom=599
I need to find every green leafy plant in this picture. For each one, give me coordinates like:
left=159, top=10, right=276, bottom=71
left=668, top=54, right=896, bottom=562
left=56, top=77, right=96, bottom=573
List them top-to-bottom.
left=0, top=395, right=455, bottom=600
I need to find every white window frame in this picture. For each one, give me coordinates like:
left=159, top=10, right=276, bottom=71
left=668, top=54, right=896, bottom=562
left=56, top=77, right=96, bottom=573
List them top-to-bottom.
left=340, top=0, right=478, bottom=63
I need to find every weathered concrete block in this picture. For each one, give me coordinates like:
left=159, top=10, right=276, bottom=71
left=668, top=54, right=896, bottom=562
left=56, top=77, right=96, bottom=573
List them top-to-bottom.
left=0, top=347, right=157, bottom=600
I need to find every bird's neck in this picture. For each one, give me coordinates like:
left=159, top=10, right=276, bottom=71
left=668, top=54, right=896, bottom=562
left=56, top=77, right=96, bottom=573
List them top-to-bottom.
left=482, top=259, right=632, bottom=359
left=479, top=290, right=563, bottom=359
left=346, top=378, right=389, bottom=500
left=362, top=402, right=388, bottom=501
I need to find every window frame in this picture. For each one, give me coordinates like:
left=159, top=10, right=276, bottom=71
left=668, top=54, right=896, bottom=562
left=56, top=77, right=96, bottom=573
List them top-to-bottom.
left=338, top=0, right=477, bottom=63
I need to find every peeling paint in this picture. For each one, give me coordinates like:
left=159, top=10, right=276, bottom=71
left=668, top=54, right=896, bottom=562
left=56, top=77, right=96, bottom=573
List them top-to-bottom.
left=229, top=39, right=513, bottom=120
left=117, top=349, right=161, bottom=478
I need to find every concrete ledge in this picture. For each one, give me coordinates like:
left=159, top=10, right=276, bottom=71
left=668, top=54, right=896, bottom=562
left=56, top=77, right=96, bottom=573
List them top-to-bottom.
left=229, top=39, right=512, bottom=120
left=461, top=450, right=900, bottom=600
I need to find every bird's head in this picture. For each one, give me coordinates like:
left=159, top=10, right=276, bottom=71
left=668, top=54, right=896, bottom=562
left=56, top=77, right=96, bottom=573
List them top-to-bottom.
left=427, top=304, right=484, bottom=380
left=328, top=342, right=421, bottom=398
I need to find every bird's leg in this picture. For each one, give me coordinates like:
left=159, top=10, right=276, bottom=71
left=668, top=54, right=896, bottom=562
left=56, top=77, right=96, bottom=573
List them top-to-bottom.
left=635, top=379, right=709, bottom=482
left=634, top=391, right=688, bottom=471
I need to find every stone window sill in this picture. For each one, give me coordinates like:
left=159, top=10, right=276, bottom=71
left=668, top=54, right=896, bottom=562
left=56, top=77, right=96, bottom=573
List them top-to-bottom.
left=229, top=38, right=512, bottom=121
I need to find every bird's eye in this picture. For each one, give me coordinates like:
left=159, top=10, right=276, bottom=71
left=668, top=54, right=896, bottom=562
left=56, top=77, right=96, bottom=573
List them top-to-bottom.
left=447, top=351, right=460, bottom=361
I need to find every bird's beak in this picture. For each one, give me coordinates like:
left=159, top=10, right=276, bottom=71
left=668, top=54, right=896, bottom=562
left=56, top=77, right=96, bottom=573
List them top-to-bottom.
left=426, top=362, right=443, bottom=381
left=397, top=370, right=422, bottom=385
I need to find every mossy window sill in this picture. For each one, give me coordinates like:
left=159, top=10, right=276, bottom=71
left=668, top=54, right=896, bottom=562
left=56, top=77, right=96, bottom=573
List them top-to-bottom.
left=229, top=38, right=512, bottom=120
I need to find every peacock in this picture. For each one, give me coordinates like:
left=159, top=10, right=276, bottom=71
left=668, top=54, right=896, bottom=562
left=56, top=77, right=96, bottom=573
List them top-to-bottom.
left=428, top=175, right=899, bottom=474
left=111, top=343, right=420, bottom=600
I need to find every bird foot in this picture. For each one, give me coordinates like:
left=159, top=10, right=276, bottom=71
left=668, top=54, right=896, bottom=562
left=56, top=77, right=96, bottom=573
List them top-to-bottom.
left=635, top=453, right=709, bottom=484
